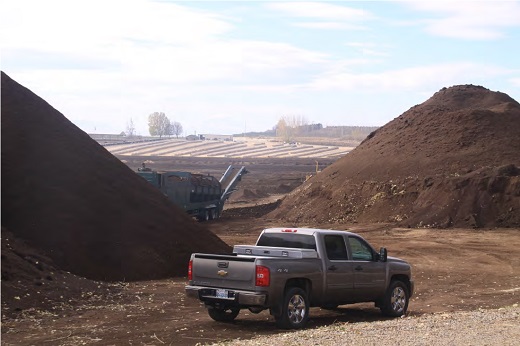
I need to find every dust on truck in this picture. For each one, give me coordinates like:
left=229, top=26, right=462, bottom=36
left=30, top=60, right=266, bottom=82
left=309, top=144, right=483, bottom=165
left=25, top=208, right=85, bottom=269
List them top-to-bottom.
left=137, top=164, right=247, bottom=221
left=186, top=228, right=414, bottom=329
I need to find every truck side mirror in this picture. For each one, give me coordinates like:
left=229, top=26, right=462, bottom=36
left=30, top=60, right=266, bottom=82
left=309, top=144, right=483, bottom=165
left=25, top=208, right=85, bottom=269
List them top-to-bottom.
left=379, top=247, right=387, bottom=262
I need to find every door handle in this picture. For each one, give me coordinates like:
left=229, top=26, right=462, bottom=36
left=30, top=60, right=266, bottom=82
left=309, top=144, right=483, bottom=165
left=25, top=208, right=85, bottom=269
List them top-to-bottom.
left=328, top=265, right=337, bottom=271
left=355, top=265, right=363, bottom=271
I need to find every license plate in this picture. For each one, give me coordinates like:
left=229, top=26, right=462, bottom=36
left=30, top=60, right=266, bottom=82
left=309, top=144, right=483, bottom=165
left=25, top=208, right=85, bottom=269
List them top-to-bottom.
left=216, top=289, right=228, bottom=298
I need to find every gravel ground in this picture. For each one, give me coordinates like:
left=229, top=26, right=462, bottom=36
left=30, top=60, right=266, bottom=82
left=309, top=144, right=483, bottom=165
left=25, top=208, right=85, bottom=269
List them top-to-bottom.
left=209, top=305, right=519, bottom=346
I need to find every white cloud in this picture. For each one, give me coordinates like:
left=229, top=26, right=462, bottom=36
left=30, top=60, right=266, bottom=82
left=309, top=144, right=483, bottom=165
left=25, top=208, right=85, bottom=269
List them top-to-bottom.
left=1, top=0, right=234, bottom=67
left=2, top=0, right=330, bottom=87
left=2, top=0, right=119, bottom=55
left=266, top=1, right=374, bottom=30
left=401, top=1, right=520, bottom=39
left=267, top=2, right=373, bottom=21
left=293, top=21, right=366, bottom=30
left=116, top=38, right=329, bottom=87
left=239, top=40, right=328, bottom=70
left=346, top=42, right=390, bottom=57
left=308, top=62, right=513, bottom=91
left=10, top=69, right=122, bottom=96
left=510, top=77, right=520, bottom=87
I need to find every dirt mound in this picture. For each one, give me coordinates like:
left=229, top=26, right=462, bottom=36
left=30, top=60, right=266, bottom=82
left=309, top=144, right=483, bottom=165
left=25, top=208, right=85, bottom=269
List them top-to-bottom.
left=1, top=71, right=230, bottom=284
left=270, top=85, right=520, bottom=228
left=275, top=183, right=294, bottom=194
left=229, top=188, right=270, bottom=202
left=222, top=200, right=282, bottom=219
left=1, top=227, right=125, bottom=317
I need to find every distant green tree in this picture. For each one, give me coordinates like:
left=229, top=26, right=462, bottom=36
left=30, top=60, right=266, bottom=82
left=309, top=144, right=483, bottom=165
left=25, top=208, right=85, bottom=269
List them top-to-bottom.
left=148, top=112, right=170, bottom=137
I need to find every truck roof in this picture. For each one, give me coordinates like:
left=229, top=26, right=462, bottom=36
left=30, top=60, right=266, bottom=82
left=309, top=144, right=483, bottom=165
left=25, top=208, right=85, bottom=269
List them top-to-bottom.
left=262, top=227, right=359, bottom=237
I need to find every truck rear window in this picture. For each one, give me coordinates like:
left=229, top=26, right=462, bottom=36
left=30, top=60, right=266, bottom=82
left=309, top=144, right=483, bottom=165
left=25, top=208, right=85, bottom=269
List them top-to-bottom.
left=256, top=233, right=316, bottom=250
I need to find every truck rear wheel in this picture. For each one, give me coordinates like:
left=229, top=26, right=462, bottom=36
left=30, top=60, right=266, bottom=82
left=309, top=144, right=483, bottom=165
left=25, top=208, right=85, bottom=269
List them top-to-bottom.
left=380, top=280, right=409, bottom=317
left=275, top=287, right=309, bottom=329
left=207, top=306, right=240, bottom=322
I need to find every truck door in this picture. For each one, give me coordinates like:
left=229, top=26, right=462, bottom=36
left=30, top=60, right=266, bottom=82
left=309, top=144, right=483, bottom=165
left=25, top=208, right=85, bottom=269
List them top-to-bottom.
left=323, top=234, right=355, bottom=304
left=347, top=236, right=386, bottom=301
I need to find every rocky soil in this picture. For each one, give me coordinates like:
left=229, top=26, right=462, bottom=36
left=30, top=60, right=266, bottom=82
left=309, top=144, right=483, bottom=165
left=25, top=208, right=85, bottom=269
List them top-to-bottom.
left=211, top=305, right=520, bottom=346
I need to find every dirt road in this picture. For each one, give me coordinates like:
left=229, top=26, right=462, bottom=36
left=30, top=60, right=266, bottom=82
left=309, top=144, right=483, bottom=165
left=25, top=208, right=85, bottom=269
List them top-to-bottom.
left=2, top=216, right=519, bottom=346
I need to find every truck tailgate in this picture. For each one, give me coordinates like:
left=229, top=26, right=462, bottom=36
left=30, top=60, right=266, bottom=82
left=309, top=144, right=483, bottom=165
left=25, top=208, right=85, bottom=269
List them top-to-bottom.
left=191, top=254, right=257, bottom=291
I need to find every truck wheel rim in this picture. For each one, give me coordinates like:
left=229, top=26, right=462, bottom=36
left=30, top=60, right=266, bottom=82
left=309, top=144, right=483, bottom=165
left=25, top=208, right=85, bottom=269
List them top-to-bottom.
left=391, top=287, right=406, bottom=313
left=287, top=294, right=306, bottom=324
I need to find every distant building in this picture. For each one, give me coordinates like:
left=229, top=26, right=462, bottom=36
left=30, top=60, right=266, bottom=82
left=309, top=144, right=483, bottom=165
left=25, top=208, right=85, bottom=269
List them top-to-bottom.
left=201, top=134, right=233, bottom=141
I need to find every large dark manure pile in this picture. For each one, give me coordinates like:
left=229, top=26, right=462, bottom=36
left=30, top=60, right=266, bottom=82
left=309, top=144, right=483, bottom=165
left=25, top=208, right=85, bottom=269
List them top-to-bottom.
left=1, top=71, right=230, bottom=313
left=271, top=85, right=520, bottom=228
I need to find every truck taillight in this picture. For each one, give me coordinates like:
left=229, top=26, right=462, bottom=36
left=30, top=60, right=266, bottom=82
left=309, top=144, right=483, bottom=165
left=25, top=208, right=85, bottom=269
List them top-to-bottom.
left=188, top=260, right=193, bottom=281
left=255, top=265, right=270, bottom=287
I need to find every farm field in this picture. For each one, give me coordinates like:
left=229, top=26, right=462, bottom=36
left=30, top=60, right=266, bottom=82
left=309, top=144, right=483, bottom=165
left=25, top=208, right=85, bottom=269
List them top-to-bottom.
left=104, top=136, right=355, bottom=159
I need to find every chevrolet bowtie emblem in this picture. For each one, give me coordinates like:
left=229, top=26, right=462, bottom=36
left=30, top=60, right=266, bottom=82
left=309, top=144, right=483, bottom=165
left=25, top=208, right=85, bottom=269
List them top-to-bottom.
left=217, top=270, right=228, bottom=277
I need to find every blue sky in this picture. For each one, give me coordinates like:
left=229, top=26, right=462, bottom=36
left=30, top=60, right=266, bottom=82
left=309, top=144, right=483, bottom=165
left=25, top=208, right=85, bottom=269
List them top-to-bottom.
left=2, top=0, right=519, bottom=136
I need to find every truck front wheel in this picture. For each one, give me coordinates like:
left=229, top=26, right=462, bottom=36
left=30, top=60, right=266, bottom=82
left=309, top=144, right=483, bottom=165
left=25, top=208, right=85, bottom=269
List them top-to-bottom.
left=380, top=280, right=409, bottom=317
left=275, top=287, right=309, bottom=329
left=207, top=306, right=240, bottom=322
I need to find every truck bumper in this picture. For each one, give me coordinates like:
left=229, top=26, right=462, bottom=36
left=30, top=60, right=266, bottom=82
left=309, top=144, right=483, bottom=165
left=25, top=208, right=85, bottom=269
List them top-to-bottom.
left=409, top=280, right=415, bottom=298
left=185, top=285, right=267, bottom=306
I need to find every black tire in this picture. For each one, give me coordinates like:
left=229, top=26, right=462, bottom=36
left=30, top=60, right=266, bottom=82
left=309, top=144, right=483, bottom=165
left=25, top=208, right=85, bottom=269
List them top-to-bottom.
left=380, top=280, right=409, bottom=317
left=275, top=287, right=309, bottom=329
left=207, top=306, right=240, bottom=322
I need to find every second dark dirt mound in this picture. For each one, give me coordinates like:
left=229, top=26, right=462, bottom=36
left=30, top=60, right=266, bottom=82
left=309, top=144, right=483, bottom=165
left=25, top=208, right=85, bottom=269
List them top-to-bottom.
left=1, top=71, right=231, bottom=283
left=270, top=85, right=520, bottom=228
left=1, top=227, right=126, bottom=317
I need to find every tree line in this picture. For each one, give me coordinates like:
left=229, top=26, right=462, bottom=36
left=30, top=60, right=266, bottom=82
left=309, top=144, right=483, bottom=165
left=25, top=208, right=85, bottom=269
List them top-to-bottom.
left=124, top=112, right=184, bottom=138
left=125, top=112, right=375, bottom=141
left=147, top=112, right=183, bottom=138
left=274, top=115, right=378, bottom=142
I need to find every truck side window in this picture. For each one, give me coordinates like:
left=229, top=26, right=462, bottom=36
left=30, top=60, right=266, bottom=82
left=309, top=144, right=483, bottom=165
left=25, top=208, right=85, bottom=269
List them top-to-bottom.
left=324, top=235, right=348, bottom=260
left=348, top=237, right=374, bottom=261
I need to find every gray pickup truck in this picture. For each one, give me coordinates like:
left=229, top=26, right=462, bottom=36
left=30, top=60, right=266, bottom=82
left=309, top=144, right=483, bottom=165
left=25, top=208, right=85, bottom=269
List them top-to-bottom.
left=185, top=227, right=414, bottom=329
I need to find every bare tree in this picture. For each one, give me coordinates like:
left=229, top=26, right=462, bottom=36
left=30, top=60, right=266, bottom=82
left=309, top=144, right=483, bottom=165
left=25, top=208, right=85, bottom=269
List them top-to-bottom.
left=275, top=115, right=309, bottom=142
left=125, top=118, right=136, bottom=137
left=276, top=118, right=289, bottom=141
left=165, top=119, right=172, bottom=137
left=171, top=121, right=183, bottom=138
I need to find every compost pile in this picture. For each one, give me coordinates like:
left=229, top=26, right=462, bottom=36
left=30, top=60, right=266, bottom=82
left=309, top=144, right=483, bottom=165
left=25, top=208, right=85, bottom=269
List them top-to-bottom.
left=1, top=71, right=230, bottom=314
left=271, top=85, right=520, bottom=228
